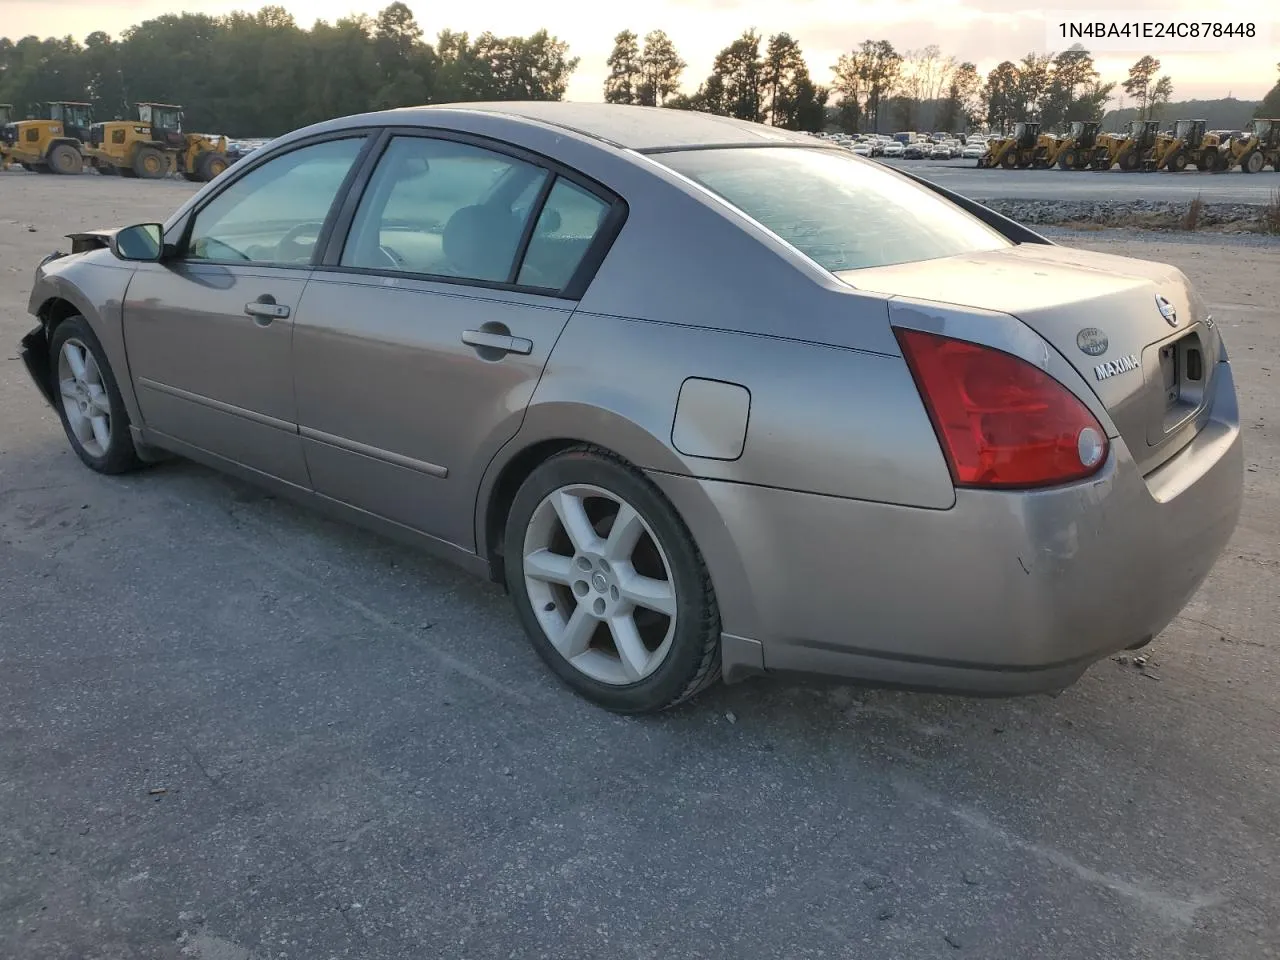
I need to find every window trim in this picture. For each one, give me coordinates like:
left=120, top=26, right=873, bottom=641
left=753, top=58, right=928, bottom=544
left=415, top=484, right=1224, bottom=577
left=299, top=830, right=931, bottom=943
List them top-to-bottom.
left=317, top=125, right=629, bottom=302
left=173, top=130, right=379, bottom=269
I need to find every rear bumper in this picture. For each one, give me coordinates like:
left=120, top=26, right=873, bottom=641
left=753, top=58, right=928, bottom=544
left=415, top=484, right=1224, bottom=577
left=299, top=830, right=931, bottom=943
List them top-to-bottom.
left=651, top=359, right=1243, bottom=696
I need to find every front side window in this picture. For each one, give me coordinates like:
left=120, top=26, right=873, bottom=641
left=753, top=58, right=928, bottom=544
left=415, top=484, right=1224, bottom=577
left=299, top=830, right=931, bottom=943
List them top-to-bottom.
left=341, top=136, right=548, bottom=284
left=186, top=137, right=366, bottom=265
left=658, top=146, right=1009, bottom=273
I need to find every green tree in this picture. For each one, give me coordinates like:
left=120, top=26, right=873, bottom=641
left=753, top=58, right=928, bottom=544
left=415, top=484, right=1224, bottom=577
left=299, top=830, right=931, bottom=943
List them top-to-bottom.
left=604, top=29, right=641, bottom=104
left=638, top=30, right=684, bottom=106
left=708, top=30, right=764, bottom=122
left=761, top=33, right=803, bottom=126
left=831, top=40, right=900, bottom=133
left=1123, top=55, right=1169, bottom=121
left=985, top=60, right=1022, bottom=132
left=1259, top=63, right=1280, bottom=117
left=1149, top=75, right=1174, bottom=120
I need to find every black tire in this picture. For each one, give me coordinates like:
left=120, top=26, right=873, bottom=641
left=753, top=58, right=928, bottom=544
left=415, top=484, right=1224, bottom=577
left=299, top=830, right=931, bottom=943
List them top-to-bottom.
left=48, top=143, right=83, bottom=175
left=132, top=145, right=167, bottom=179
left=1058, top=148, right=1079, bottom=170
left=1194, top=148, right=1217, bottom=171
left=1117, top=150, right=1140, bottom=172
left=1168, top=150, right=1188, bottom=172
left=1242, top=150, right=1264, bottom=174
left=195, top=151, right=228, bottom=182
left=999, top=151, right=1017, bottom=169
left=48, top=316, right=143, bottom=475
left=503, top=446, right=722, bottom=714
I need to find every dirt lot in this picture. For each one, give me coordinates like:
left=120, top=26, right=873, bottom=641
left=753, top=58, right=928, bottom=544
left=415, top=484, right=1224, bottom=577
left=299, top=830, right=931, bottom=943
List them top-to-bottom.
left=2, top=173, right=1279, bottom=960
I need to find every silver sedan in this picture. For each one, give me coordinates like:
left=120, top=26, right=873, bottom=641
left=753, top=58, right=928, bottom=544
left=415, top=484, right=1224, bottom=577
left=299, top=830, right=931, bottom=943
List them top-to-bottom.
left=19, top=103, right=1243, bottom=713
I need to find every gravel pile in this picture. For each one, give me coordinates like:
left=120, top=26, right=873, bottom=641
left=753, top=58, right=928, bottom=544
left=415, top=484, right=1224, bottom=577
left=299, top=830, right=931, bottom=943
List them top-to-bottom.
left=974, top=197, right=1273, bottom=229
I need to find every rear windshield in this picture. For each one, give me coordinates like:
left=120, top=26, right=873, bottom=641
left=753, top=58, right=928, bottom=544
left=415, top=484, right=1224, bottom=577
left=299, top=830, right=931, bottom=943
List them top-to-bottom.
left=658, top=146, right=1009, bottom=273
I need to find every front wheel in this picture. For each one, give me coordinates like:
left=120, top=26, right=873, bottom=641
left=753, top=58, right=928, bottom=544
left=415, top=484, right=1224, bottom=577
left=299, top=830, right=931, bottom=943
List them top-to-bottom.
left=48, top=143, right=83, bottom=175
left=133, top=145, right=167, bottom=179
left=1167, top=150, right=1189, bottom=172
left=1242, top=150, right=1264, bottom=174
left=49, top=316, right=143, bottom=475
left=503, top=447, right=722, bottom=713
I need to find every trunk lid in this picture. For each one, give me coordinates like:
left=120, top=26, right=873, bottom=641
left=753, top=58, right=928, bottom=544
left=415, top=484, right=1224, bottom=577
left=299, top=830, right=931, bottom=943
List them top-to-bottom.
left=839, top=244, right=1221, bottom=476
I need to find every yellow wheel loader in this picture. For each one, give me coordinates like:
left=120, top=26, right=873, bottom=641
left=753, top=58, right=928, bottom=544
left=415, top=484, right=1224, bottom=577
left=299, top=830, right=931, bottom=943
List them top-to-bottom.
left=0, top=102, right=91, bottom=174
left=85, top=103, right=229, bottom=182
left=1148, top=119, right=1208, bottom=172
left=1210, top=119, right=1280, bottom=174
left=1089, top=120, right=1159, bottom=171
left=1053, top=121, right=1101, bottom=170
left=977, top=122, right=1041, bottom=169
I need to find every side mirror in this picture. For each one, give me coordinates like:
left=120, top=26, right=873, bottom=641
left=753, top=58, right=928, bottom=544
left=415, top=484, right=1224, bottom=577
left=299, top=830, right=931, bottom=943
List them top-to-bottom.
left=110, top=223, right=165, bottom=262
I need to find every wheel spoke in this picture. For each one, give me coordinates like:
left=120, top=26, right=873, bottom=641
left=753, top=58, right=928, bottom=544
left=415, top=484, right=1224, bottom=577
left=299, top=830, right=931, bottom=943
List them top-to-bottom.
left=63, top=343, right=86, bottom=381
left=82, top=355, right=104, bottom=387
left=59, top=378, right=78, bottom=401
left=87, top=385, right=111, bottom=415
left=68, top=408, right=92, bottom=443
left=90, top=416, right=111, bottom=449
left=552, top=490, right=602, bottom=554
left=603, top=502, right=645, bottom=564
left=524, top=548, right=574, bottom=586
left=619, top=573, right=676, bottom=617
left=553, top=604, right=596, bottom=659
left=609, top=614, right=650, bottom=682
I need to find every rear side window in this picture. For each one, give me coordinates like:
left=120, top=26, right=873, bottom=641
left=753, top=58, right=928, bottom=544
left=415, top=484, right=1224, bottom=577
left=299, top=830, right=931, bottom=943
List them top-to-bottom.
left=341, top=136, right=548, bottom=284
left=660, top=146, right=1009, bottom=273
left=517, top=178, right=610, bottom=290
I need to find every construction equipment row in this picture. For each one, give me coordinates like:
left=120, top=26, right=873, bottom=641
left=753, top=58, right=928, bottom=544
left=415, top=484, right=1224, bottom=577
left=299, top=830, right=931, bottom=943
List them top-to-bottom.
left=1, top=102, right=229, bottom=181
left=977, top=118, right=1280, bottom=173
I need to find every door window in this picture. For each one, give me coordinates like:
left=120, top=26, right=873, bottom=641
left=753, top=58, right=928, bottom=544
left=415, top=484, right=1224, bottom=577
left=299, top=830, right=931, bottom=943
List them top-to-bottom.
left=340, top=136, right=548, bottom=284
left=185, top=137, right=366, bottom=265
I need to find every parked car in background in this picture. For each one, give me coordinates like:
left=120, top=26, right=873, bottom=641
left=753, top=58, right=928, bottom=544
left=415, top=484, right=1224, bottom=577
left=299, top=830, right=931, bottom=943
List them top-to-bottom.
left=851, top=141, right=872, bottom=157
left=882, top=141, right=905, bottom=158
left=962, top=141, right=986, bottom=160
left=903, top=142, right=929, bottom=159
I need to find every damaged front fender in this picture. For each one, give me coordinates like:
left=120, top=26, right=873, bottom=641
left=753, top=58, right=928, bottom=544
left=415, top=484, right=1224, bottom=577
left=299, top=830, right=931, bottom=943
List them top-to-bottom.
left=20, top=324, right=55, bottom=408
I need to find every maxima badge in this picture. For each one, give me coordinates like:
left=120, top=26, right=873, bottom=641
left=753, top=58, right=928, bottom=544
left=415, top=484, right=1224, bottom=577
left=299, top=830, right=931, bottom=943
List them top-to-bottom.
left=1094, top=354, right=1140, bottom=381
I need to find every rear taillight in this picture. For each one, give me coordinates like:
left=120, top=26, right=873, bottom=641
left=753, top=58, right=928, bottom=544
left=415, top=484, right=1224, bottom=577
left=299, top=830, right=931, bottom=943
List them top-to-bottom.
left=895, top=327, right=1109, bottom=489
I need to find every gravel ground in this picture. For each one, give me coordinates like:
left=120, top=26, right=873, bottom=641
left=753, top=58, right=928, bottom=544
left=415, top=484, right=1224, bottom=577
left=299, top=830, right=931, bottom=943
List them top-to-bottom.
left=2, top=174, right=1279, bottom=960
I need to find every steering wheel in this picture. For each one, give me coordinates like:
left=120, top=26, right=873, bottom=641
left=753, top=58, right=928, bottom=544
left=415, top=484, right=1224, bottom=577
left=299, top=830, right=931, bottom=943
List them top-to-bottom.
left=275, top=221, right=327, bottom=263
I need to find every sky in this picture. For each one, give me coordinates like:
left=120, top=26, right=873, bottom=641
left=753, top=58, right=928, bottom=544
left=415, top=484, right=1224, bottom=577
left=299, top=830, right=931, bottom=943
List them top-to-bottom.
left=5, top=0, right=1277, bottom=107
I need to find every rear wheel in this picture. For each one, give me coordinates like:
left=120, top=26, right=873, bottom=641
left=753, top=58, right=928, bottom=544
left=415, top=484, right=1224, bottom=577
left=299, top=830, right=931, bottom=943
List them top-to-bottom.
left=48, top=143, right=83, bottom=175
left=132, top=145, right=167, bottom=179
left=1058, top=148, right=1079, bottom=170
left=1117, top=150, right=1140, bottom=171
left=1167, top=150, right=1189, bottom=172
left=1242, top=150, right=1264, bottom=174
left=999, top=151, right=1017, bottom=169
left=49, top=316, right=143, bottom=475
left=503, top=448, right=721, bottom=714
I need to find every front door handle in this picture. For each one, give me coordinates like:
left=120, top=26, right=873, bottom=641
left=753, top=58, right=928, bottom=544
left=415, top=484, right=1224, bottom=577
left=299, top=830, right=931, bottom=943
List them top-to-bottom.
left=244, top=296, right=290, bottom=323
left=461, top=329, right=533, bottom=356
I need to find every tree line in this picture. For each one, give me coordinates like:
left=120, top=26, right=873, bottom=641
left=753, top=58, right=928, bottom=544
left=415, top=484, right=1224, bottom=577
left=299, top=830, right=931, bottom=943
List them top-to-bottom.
left=2, top=2, right=1275, bottom=139
left=0, top=3, right=577, bottom=137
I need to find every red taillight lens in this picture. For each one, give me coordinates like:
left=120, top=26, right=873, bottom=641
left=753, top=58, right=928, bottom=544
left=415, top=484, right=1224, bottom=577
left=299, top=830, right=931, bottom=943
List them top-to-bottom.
left=895, top=327, right=1109, bottom=489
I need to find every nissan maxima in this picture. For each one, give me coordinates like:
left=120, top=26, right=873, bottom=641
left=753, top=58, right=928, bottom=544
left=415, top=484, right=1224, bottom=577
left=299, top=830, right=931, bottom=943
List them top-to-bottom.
left=19, top=103, right=1243, bottom=713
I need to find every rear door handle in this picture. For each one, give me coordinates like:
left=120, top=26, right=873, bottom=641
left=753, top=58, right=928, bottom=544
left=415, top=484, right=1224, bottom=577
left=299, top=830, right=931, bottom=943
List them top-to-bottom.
left=244, top=299, right=290, bottom=321
left=461, top=329, right=533, bottom=356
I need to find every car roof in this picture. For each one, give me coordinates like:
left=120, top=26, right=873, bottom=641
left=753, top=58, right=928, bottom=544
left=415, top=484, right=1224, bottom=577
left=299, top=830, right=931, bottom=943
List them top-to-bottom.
left=356, top=101, right=818, bottom=153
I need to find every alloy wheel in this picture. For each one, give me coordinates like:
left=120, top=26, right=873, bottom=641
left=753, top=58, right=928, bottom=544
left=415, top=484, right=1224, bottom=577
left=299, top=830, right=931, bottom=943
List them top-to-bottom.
left=57, top=339, right=112, bottom=457
left=522, top=483, right=677, bottom=686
